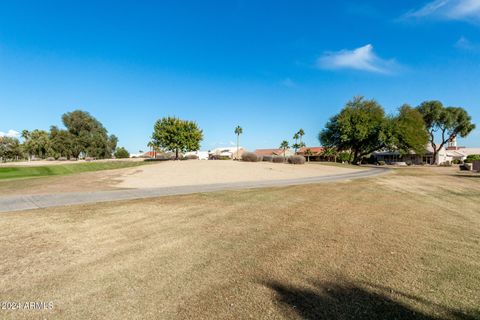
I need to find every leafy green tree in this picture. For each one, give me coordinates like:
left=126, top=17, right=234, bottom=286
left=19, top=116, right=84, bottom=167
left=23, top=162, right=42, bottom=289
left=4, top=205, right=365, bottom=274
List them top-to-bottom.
left=319, top=97, right=389, bottom=164
left=417, top=101, right=476, bottom=164
left=391, top=105, right=430, bottom=155
left=62, top=110, right=112, bottom=158
left=152, top=117, right=203, bottom=160
left=234, top=125, right=243, bottom=160
left=49, top=126, right=75, bottom=159
left=23, top=129, right=51, bottom=159
left=107, top=134, right=118, bottom=157
left=0, top=137, right=23, bottom=162
left=280, top=140, right=289, bottom=161
left=114, top=147, right=130, bottom=159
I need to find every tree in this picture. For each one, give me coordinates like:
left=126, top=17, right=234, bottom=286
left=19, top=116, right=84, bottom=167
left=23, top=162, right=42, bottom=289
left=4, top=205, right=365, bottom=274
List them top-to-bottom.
left=319, top=97, right=390, bottom=164
left=319, top=97, right=431, bottom=164
left=417, top=101, right=476, bottom=164
left=391, top=105, right=429, bottom=155
left=62, top=110, right=111, bottom=158
left=152, top=117, right=203, bottom=160
left=234, top=125, right=243, bottom=160
left=49, top=126, right=75, bottom=159
left=298, top=128, right=305, bottom=144
left=23, top=129, right=51, bottom=159
left=292, top=132, right=302, bottom=153
left=107, top=134, right=118, bottom=157
left=0, top=137, right=23, bottom=162
left=280, top=140, right=289, bottom=161
left=147, top=141, right=155, bottom=158
left=114, top=147, right=130, bottom=159
left=322, top=147, right=338, bottom=163
left=304, top=148, right=314, bottom=162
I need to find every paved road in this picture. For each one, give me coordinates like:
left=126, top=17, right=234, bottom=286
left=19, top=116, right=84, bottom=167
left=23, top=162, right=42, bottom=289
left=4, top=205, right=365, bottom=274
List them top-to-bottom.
left=0, top=167, right=389, bottom=213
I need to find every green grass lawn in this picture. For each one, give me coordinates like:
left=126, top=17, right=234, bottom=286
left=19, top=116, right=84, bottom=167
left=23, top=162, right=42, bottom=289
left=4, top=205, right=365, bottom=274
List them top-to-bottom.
left=0, top=161, right=148, bottom=181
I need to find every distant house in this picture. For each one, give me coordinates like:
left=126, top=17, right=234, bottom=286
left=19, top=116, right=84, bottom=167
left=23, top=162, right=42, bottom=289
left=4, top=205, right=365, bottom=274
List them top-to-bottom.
left=373, top=139, right=480, bottom=165
left=209, top=147, right=245, bottom=160
left=296, top=147, right=325, bottom=161
left=254, top=148, right=294, bottom=157
left=184, top=151, right=209, bottom=160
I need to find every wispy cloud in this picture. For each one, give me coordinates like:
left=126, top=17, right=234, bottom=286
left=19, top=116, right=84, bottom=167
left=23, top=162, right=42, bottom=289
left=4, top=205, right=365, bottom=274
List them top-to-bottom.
left=404, top=0, right=480, bottom=22
left=455, top=36, right=480, bottom=51
left=316, top=44, right=399, bottom=74
left=280, top=77, right=297, bottom=88
left=0, top=129, right=20, bottom=138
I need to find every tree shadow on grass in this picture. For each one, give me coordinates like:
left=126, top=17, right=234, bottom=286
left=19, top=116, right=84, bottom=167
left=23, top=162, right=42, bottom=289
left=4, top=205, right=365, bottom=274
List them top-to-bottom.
left=264, top=280, right=479, bottom=320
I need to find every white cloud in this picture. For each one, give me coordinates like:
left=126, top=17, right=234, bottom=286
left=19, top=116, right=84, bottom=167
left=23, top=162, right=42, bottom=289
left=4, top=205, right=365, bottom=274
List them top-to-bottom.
left=404, top=0, right=480, bottom=22
left=316, top=44, right=399, bottom=74
left=0, top=129, right=20, bottom=138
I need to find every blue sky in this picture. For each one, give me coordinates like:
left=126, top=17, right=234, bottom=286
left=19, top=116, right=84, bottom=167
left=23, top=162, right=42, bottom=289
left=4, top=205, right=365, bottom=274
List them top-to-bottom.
left=1, top=0, right=479, bottom=152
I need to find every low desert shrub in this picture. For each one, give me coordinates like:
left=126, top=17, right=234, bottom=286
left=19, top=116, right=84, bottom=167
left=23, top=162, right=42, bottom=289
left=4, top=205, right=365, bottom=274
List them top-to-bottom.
left=242, top=152, right=260, bottom=162
left=184, top=154, right=199, bottom=160
left=262, top=155, right=274, bottom=162
left=288, top=155, right=306, bottom=165
left=272, top=156, right=285, bottom=163
left=46, top=157, right=55, bottom=161
left=58, top=157, right=68, bottom=161
left=85, top=157, right=95, bottom=162
left=69, top=158, right=77, bottom=161
left=377, top=160, right=386, bottom=166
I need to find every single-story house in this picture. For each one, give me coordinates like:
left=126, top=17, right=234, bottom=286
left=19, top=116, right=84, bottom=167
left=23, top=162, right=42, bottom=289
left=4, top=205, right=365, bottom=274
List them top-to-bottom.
left=373, top=139, right=480, bottom=165
left=209, top=147, right=245, bottom=160
left=296, top=147, right=325, bottom=161
left=254, top=148, right=294, bottom=157
left=184, top=151, right=209, bottom=160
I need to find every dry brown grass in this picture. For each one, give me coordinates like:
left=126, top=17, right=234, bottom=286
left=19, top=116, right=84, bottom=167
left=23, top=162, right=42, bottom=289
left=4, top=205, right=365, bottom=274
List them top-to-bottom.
left=0, top=167, right=479, bottom=319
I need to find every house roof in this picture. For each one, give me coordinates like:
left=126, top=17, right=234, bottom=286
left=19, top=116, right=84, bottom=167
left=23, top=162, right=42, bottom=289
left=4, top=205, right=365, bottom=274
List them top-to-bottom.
left=297, top=147, right=324, bottom=155
left=254, top=149, right=288, bottom=155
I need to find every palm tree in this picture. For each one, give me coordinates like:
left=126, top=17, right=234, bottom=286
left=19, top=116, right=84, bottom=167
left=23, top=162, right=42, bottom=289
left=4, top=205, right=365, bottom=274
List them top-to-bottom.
left=234, top=125, right=243, bottom=160
left=298, top=128, right=305, bottom=144
left=21, top=130, right=30, bottom=161
left=293, top=133, right=300, bottom=153
left=280, top=140, right=289, bottom=162
left=147, top=141, right=154, bottom=158
left=305, top=148, right=314, bottom=163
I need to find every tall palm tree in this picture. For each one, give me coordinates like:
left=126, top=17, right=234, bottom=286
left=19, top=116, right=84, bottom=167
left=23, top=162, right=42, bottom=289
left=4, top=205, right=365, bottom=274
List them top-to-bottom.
left=234, top=125, right=243, bottom=160
left=298, top=128, right=305, bottom=144
left=293, top=133, right=300, bottom=153
left=280, top=140, right=289, bottom=161
left=147, top=141, right=154, bottom=158
left=305, top=148, right=314, bottom=163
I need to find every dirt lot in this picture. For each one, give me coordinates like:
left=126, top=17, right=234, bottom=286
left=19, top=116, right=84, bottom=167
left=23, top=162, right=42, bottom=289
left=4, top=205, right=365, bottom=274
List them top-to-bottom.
left=0, top=160, right=363, bottom=196
left=0, top=167, right=478, bottom=319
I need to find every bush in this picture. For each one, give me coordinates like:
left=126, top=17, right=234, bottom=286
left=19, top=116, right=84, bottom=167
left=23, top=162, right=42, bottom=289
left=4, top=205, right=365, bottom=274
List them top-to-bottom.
left=114, top=147, right=130, bottom=159
left=242, top=152, right=260, bottom=162
left=184, top=154, right=199, bottom=160
left=465, top=154, right=480, bottom=163
left=262, top=155, right=274, bottom=162
left=288, top=155, right=306, bottom=165
left=272, top=156, right=285, bottom=163
left=46, top=157, right=55, bottom=161
left=58, top=157, right=68, bottom=161
left=85, top=157, right=95, bottom=162
left=69, top=158, right=77, bottom=161
left=452, top=159, right=462, bottom=165
left=405, top=160, right=413, bottom=166
left=377, top=161, right=386, bottom=166
left=439, top=161, right=452, bottom=167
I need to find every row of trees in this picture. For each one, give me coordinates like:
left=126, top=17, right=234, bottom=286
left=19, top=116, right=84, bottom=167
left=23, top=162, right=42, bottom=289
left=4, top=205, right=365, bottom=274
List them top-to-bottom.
left=319, top=97, right=475, bottom=164
left=0, top=110, right=123, bottom=162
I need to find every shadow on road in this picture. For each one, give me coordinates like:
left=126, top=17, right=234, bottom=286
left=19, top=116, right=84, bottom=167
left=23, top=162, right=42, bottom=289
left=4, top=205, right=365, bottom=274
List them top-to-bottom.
left=263, top=279, right=478, bottom=320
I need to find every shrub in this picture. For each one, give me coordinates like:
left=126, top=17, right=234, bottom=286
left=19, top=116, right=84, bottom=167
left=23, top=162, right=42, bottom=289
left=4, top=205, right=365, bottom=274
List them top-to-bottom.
left=114, top=147, right=130, bottom=159
left=242, top=152, right=260, bottom=162
left=184, top=154, right=199, bottom=160
left=256, top=154, right=264, bottom=162
left=465, top=154, right=480, bottom=163
left=262, top=155, right=274, bottom=162
left=288, top=155, right=306, bottom=165
left=272, top=156, right=285, bottom=163
left=46, top=157, right=55, bottom=161
left=58, top=157, right=68, bottom=161
left=69, top=157, right=77, bottom=161
left=85, top=157, right=95, bottom=162
left=452, top=159, right=462, bottom=165
left=405, top=160, right=412, bottom=166
left=377, top=161, right=386, bottom=166
left=439, top=161, right=452, bottom=167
